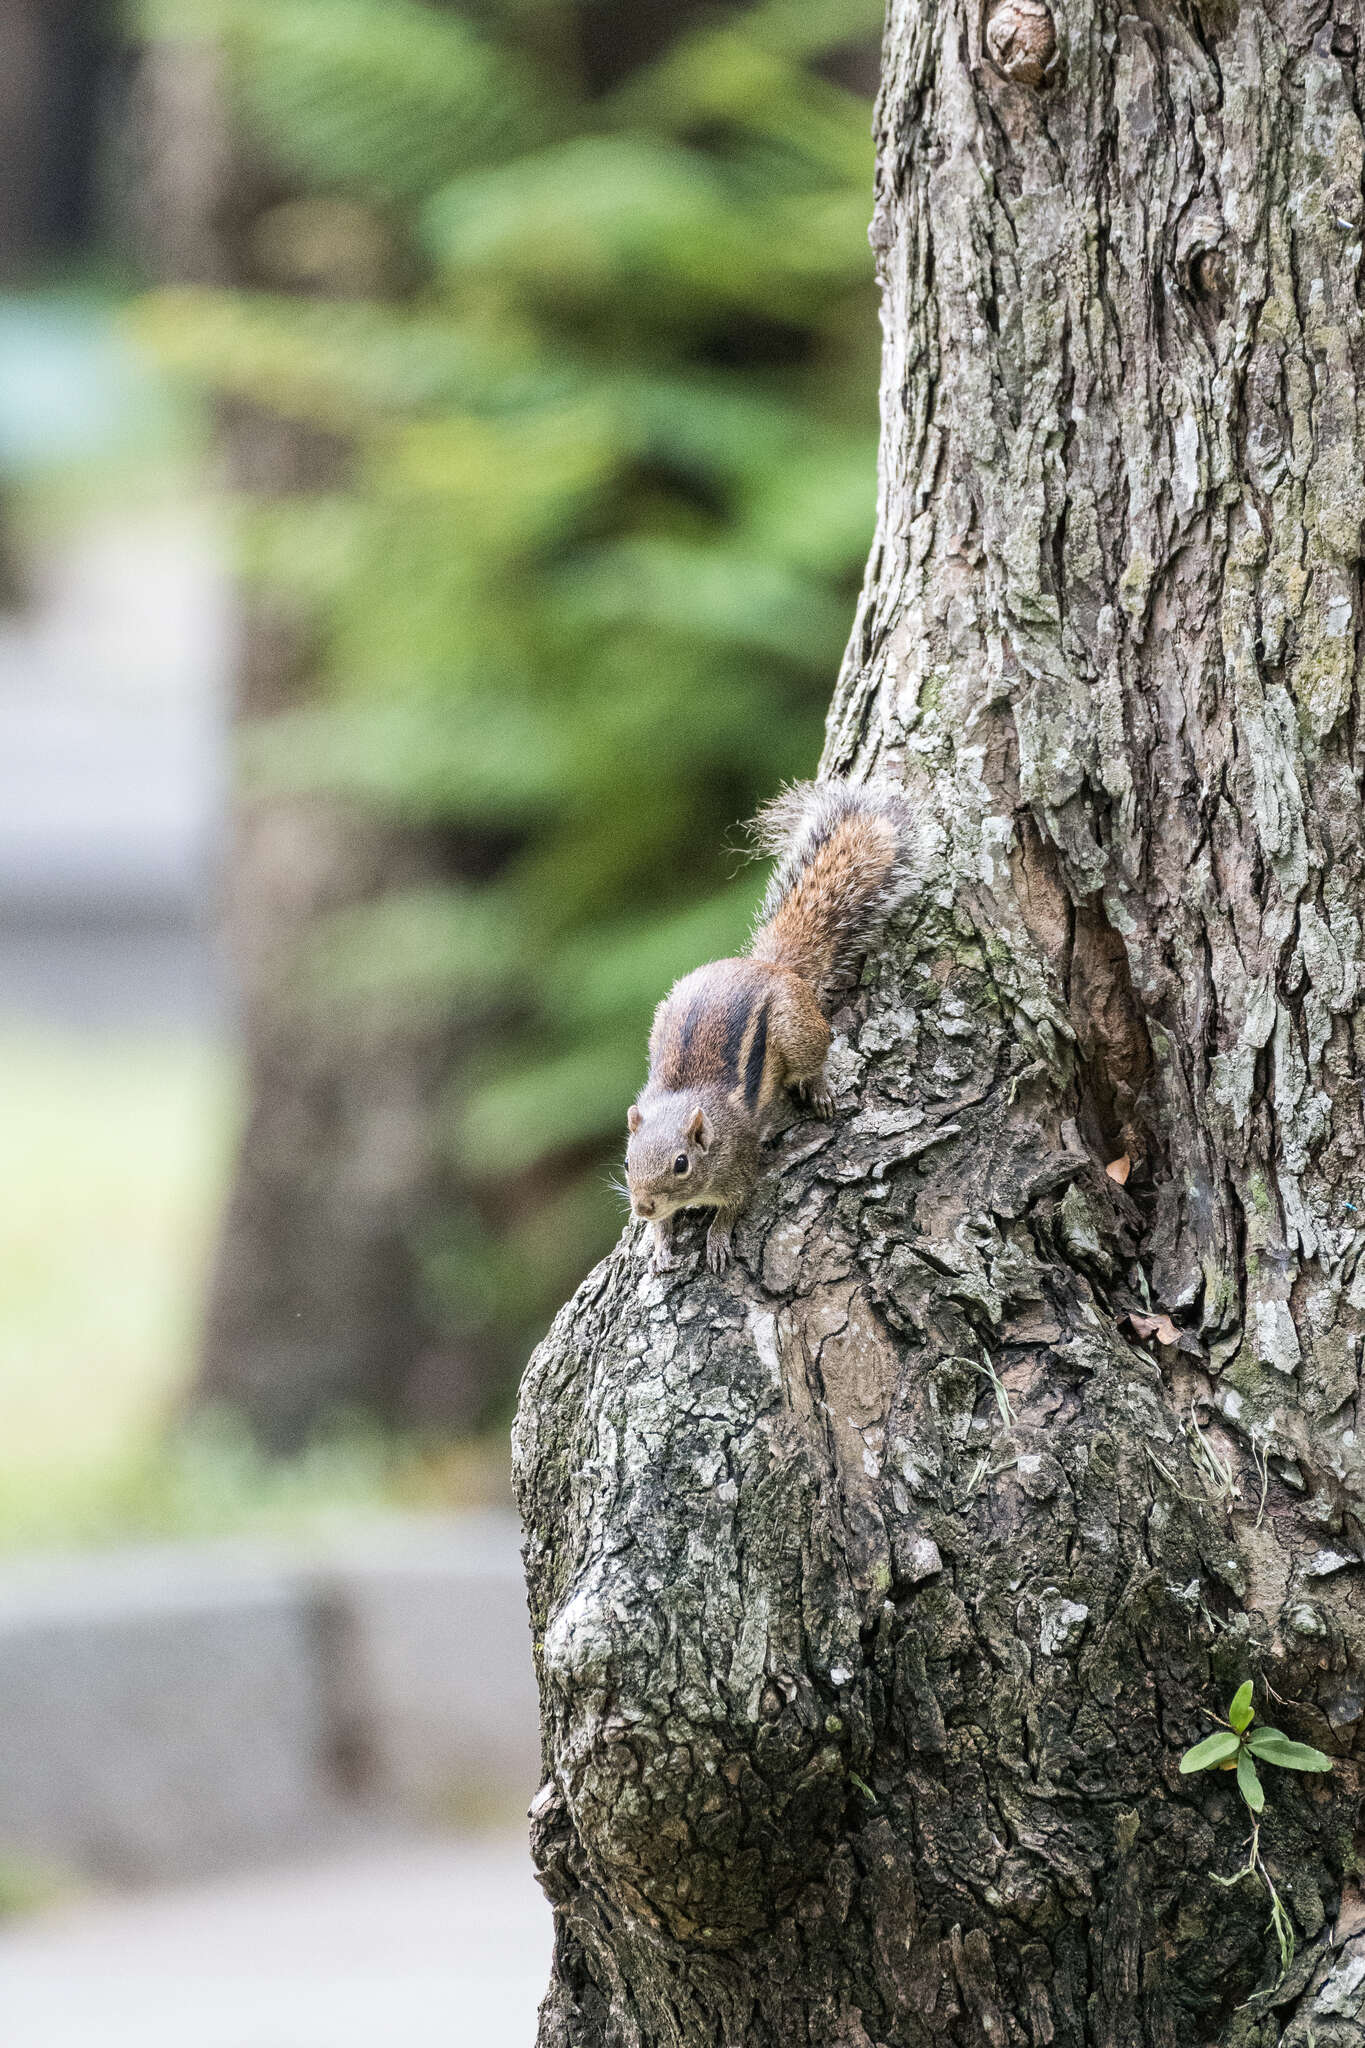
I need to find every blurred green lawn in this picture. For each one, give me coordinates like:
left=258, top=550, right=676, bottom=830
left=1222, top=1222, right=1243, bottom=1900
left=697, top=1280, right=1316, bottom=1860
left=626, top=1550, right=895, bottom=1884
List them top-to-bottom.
left=0, top=293, right=509, bottom=1550
left=0, top=1031, right=510, bottom=1551
left=0, top=1031, right=236, bottom=1547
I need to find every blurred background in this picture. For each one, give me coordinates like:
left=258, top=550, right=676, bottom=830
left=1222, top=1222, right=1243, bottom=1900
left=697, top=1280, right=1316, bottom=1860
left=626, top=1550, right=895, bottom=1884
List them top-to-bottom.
left=0, top=0, right=879, bottom=2038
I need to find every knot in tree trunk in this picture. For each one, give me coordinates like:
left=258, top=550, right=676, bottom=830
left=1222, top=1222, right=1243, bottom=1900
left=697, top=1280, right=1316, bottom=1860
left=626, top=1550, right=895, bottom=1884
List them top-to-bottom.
left=984, top=0, right=1056, bottom=87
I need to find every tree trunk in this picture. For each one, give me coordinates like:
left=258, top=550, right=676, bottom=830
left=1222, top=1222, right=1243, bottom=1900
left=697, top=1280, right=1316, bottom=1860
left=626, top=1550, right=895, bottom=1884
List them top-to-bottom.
left=514, top=2, right=1365, bottom=2041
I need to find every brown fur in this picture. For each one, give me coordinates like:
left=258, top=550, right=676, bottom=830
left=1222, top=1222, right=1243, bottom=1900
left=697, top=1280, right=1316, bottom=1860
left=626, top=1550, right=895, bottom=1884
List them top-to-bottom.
left=625, top=780, right=912, bottom=1272
left=748, top=785, right=908, bottom=1006
left=649, top=959, right=830, bottom=1120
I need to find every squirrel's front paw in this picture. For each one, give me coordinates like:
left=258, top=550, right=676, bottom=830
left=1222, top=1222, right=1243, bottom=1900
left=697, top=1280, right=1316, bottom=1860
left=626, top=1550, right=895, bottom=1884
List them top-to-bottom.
left=705, top=1221, right=733, bottom=1273
left=651, top=1225, right=678, bottom=1272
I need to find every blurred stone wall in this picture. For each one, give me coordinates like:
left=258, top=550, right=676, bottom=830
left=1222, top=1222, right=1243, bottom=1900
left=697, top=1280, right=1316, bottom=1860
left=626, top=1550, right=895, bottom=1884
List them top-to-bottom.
left=0, top=1513, right=538, bottom=1887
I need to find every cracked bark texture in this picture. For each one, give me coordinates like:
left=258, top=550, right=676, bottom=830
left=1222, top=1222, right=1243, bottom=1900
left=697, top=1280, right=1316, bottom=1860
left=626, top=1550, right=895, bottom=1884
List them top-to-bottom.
left=514, top=2, right=1365, bottom=2041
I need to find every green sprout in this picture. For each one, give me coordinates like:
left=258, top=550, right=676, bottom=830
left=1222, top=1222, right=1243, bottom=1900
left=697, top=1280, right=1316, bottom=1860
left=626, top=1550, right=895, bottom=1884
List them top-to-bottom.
left=1180, top=1679, right=1332, bottom=1804
left=1180, top=1681, right=1333, bottom=1980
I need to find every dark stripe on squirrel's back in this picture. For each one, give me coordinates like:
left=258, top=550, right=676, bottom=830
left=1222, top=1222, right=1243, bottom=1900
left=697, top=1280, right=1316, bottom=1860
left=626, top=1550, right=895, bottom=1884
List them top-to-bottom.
left=656, top=979, right=755, bottom=1090
left=719, top=988, right=752, bottom=1084
left=655, top=991, right=696, bottom=1089
left=672, top=992, right=703, bottom=1076
left=742, top=999, right=769, bottom=1110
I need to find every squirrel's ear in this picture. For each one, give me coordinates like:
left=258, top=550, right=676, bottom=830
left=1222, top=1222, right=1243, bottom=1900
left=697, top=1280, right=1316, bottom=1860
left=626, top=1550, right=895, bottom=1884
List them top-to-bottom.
left=627, top=1104, right=642, bottom=1133
left=686, top=1105, right=713, bottom=1151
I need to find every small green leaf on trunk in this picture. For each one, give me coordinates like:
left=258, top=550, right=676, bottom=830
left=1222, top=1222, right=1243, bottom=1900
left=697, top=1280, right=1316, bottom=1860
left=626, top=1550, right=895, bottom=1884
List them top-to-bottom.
left=1228, top=1681, right=1255, bottom=1733
left=1246, top=1728, right=1333, bottom=1772
left=1179, top=1729, right=1241, bottom=1773
left=1236, top=1747, right=1264, bottom=1813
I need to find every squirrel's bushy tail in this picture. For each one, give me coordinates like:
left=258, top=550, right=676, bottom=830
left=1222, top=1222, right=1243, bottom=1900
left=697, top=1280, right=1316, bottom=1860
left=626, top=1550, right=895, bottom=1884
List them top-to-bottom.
left=747, top=778, right=913, bottom=1010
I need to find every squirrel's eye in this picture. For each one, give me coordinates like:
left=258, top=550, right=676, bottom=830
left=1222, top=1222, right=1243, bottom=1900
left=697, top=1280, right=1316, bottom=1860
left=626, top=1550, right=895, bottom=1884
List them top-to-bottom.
left=673, top=1153, right=689, bottom=1174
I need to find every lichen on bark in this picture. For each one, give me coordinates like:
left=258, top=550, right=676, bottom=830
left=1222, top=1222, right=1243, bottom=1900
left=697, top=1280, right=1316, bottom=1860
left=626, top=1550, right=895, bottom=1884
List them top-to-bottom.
left=515, top=2, right=1365, bottom=2040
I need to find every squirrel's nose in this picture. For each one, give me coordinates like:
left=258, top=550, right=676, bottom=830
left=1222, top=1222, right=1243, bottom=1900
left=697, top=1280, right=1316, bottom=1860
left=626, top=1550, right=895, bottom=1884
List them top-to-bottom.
left=635, top=1197, right=656, bottom=1219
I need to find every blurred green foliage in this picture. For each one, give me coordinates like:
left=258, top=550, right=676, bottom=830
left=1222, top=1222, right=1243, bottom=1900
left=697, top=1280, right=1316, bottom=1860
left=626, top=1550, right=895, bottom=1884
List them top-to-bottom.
left=132, top=0, right=880, bottom=1397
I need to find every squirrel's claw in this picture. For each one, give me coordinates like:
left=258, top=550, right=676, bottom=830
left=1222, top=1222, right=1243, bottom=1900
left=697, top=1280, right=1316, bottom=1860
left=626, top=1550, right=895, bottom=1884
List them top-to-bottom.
left=705, top=1221, right=733, bottom=1273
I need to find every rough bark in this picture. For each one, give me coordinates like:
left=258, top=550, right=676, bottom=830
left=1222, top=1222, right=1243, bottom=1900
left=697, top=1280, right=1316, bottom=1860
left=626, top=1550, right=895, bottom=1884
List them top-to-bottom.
left=515, top=1, right=1365, bottom=2041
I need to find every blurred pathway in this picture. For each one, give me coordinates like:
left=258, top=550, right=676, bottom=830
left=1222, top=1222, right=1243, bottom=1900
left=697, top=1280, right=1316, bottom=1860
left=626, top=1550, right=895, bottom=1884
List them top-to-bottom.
left=0, top=294, right=234, bottom=1032
left=0, top=509, right=232, bottom=1030
left=0, top=1832, right=551, bottom=2048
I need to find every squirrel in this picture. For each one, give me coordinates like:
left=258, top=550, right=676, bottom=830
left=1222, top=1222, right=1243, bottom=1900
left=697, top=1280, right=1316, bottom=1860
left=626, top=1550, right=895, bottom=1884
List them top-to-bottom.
left=625, top=778, right=913, bottom=1274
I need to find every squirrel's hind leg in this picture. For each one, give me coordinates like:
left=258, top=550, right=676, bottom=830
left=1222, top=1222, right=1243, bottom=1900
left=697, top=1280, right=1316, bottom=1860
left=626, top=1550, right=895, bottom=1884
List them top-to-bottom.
left=769, top=974, right=834, bottom=1119
left=793, top=1064, right=836, bottom=1120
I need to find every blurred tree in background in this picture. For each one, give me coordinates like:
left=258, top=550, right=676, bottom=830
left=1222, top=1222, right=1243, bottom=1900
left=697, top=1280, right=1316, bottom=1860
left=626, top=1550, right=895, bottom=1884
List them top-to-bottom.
left=0, top=0, right=109, bottom=281
left=0, top=0, right=111, bottom=606
left=131, top=0, right=881, bottom=1449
